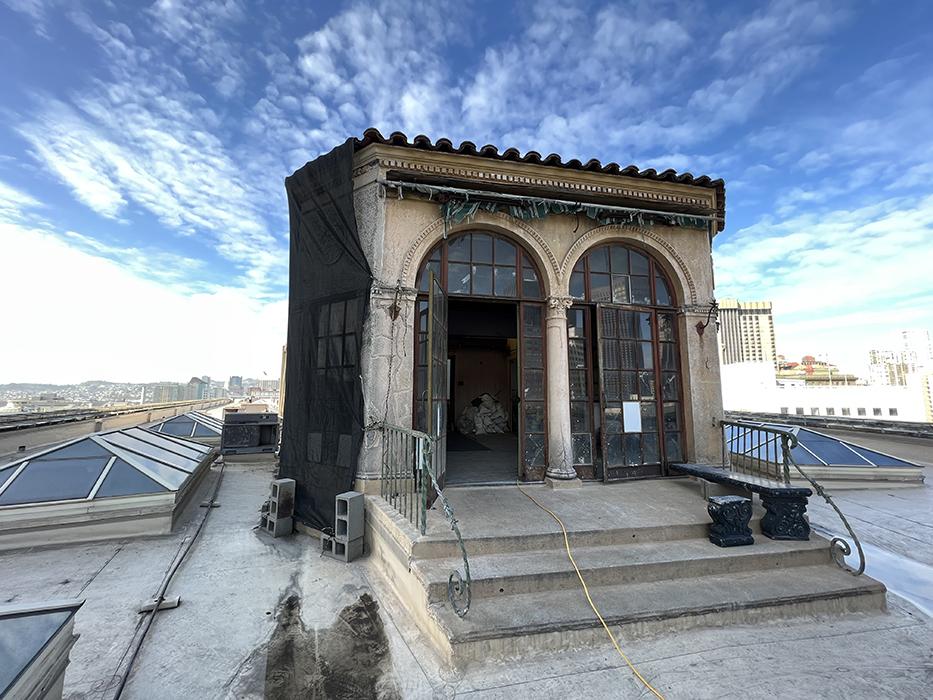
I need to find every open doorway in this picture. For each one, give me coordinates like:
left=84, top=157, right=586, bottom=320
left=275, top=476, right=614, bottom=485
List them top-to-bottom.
left=446, top=299, right=519, bottom=485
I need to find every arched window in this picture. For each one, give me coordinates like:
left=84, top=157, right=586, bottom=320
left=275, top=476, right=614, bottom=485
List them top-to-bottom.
left=417, top=231, right=543, bottom=299
left=566, top=243, right=683, bottom=480
left=569, top=244, right=674, bottom=306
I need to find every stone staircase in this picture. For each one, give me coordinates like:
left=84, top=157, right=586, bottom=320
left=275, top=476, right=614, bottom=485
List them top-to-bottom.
left=365, top=487, right=886, bottom=666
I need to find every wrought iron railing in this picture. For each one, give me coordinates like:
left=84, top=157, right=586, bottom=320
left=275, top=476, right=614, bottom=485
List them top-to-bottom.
left=721, top=419, right=865, bottom=576
left=379, top=423, right=472, bottom=616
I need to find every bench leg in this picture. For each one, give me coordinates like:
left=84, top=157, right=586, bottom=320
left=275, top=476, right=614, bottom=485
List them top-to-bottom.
left=760, top=495, right=810, bottom=540
left=707, top=496, right=754, bottom=547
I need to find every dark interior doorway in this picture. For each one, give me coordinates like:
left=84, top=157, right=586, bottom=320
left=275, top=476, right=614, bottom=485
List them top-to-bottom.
left=446, top=299, right=519, bottom=485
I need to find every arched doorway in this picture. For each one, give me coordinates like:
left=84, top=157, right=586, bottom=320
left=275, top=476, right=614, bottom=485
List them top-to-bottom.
left=415, top=230, right=548, bottom=484
left=565, top=242, right=684, bottom=480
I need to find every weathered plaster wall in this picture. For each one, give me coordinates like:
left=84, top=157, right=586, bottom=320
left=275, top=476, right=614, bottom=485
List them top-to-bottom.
left=352, top=149, right=726, bottom=483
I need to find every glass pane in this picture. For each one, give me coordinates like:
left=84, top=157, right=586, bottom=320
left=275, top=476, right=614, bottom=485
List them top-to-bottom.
left=472, top=233, right=492, bottom=263
left=448, top=235, right=470, bottom=262
left=495, top=237, right=517, bottom=264
left=610, top=246, right=628, bottom=274
left=588, top=247, right=609, bottom=272
left=630, top=250, right=649, bottom=275
left=418, top=260, right=440, bottom=291
left=448, top=263, right=471, bottom=294
left=472, top=264, right=493, bottom=295
left=522, top=265, right=542, bottom=298
left=494, top=266, right=516, bottom=297
left=570, top=270, right=585, bottom=299
left=590, top=273, right=611, bottom=302
left=611, top=275, right=630, bottom=303
left=655, top=275, right=672, bottom=306
left=632, top=276, right=651, bottom=305
left=344, top=297, right=359, bottom=328
left=329, top=301, right=345, bottom=335
left=418, top=301, right=428, bottom=331
left=317, top=305, right=329, bottom=335
left=523, top=305, right=543, bottom=337
left=567, top=308, right=585, bottom=338
left=601, top=309, right=619, bottom=338
left=620, top=311, right=636, bottom=338
left=637, top=312, right=653, bottom=339
left=658, top=313, right=675, bottom=341
left=343, top=334, right=358, bottom=366
left=329, top=336, right=343, bottom=366
left=525, top=337, right=544, bottom=368
left=568, top=338, right=587, bottom=368
left=603, top=339, right=620, bottom=369
left=619, top=340, right=636, bottom=368
left=637, top=342, right=654, bottom=369
left=661, top=342, right=678, bottom=370
left=523, top=369, right=544, bottom=400
left=570, top=370, right=588, bottom=399
left=622, top=371, right=638, bottom=400
left=639, top=371, right=656, bottom=399
left=604, top=372, right=621, bottom=400
left=662, top=372, right=680, bottom=400
left=571, top=402, right=590, bottom=432
left=640, top=402, right=658, bottom=432
left=663, top=402, right=680, bottom=432
left=525, top=404, right=545, bottom=433
left=604, top=407, right=623, bottom=435
left=160, top=419, right=195, bottom=437
left=193, top=423, right=216, bottom=437
left=124, top=428, right=204, bottom=458
left=103, top=432, right=197, bottom=471
left=524, top=432, right=546, bottom=467
left=665, top=432, right=683, bottom=461
left=643, top=433, right=660, bottom=464
left=572, top=434, right=592, bottom=465
left=606, top=434, right=624, bottom=466
left=625, top=434, right=642, bottom=466
left=39, top=439, right=111, bottom=460
left=0, top=458, right=108, bottom=505
left=96, top=459, right=167, bottom=498
left=0, top=609, right=73, bottom=696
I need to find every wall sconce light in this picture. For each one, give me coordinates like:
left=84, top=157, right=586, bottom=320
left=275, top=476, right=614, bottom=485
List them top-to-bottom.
left=695, top=300, right=719, bottom=336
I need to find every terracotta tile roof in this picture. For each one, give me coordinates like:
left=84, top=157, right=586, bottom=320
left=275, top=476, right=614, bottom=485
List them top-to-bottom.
left=354, top=128, right=725, bottom=229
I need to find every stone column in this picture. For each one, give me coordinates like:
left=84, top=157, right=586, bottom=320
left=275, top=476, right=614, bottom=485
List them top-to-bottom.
left=544, top=296, right=580, bottom=486
left=679, top=304, right=725, bottom=465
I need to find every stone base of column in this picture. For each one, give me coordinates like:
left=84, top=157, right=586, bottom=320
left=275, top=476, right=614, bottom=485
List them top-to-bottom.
left=545, top=476, right=582, bottom=489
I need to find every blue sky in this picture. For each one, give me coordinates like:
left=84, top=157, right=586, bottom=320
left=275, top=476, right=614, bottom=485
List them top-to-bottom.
left=1, top=0, right=932, bottom=383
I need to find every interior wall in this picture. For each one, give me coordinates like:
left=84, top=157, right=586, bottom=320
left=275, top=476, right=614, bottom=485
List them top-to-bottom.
left=451, top=347, right=512, bottom=422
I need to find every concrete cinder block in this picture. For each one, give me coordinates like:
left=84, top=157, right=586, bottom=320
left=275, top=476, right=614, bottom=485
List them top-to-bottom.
left=270, top=478, right=296, bottom=519
left=335, top=491, right=364, bottom=541
left=322, top=534, right=363, bottom=562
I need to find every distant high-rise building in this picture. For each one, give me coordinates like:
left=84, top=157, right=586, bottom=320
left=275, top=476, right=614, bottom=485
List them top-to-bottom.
left=717, top=299, right=777, bottom=367
left=901, top=330, right=933, bottom=372
left=868, top=349, right=910, bottom=386
left=228, top=376, right=243, bottom=396
left=186, top=377, right=209, bottom=400
left=148, top=383, right=182, bottom=403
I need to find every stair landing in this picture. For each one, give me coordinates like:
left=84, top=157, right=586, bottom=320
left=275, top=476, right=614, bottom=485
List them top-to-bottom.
left=365, top=479, right=886, bottom=666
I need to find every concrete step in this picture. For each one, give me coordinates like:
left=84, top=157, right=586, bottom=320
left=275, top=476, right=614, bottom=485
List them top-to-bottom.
left=413, top=519, right=719, bottom=559
left=414, top=535, right=831, bottom=603
left=430, top=564, right=886, bottom=663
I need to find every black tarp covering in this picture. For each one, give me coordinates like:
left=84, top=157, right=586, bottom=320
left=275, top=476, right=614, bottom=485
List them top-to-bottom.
left=280, top=140, right=372, bottom=530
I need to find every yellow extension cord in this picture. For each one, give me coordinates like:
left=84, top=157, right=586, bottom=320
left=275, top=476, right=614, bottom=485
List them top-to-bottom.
left=516, top=483, right=666, bottom=700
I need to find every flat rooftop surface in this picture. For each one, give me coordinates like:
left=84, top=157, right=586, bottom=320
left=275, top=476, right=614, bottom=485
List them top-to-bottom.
left=1, top=434, right=931, bottom=697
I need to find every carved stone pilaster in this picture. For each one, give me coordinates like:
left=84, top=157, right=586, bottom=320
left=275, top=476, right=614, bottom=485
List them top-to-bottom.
left=707, top=495, right=754, bottom=547
left=760, top=495, right=811, bottom=540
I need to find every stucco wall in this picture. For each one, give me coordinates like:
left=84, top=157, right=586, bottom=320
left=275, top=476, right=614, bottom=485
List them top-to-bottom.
left=352, top=150, right=726, bottom=480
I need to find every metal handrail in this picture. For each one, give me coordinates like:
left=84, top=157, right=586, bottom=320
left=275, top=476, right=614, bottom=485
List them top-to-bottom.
left=720, top=419, right=865, bottom=576
left=378, top=422, right=472, bottom=616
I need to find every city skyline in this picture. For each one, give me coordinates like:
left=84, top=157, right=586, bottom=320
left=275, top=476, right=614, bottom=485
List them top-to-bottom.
left=2, top=1, right=932, bottom=382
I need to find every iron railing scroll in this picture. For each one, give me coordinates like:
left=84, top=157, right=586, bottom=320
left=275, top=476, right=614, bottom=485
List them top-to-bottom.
left=721, top=419, right=865, bottom=576
left=379, top=423, right=472, bottom=616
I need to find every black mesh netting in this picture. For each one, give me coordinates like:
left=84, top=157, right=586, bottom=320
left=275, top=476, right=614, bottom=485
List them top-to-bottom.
left=280, top=140, right=372, bottom=530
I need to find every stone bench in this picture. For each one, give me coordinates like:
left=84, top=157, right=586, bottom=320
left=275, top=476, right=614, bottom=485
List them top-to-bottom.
left=671, top=463, right=813, bottom=541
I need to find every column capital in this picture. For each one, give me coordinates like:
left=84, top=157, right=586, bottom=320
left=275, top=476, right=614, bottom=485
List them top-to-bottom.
left=546, top=295, right=575, bottom=315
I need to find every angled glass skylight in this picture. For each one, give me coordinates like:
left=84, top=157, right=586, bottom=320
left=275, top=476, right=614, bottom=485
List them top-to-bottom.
left=148, top=411, right=223, bottom=439
left=725, top=422, right=920, bottom=468
left=0, top=427, right=213, bottom=507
